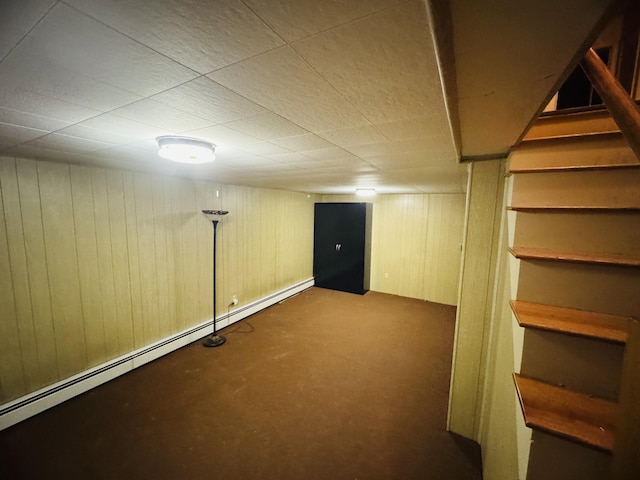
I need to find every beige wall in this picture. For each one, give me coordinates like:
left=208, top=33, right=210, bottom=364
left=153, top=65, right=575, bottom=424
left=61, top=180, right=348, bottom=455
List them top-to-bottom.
left=0, top=156, right=316, bottom=404
left=447, top=159, right=506, bottom=438
left=322, top=193, right=466, bottom=305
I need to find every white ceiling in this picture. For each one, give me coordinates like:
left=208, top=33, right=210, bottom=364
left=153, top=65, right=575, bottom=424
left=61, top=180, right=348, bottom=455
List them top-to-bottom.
left=0, top=0, right=617, bottom=194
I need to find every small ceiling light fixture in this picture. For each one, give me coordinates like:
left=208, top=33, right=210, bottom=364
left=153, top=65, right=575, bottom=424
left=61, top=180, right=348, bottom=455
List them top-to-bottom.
left=156, top=135, right=215, bottom=164
left=356, top=188, right=376, bottom=197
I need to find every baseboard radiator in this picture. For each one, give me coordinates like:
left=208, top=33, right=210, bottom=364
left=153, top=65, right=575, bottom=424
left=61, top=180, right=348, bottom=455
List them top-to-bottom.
left=0, top=279, right=315, bottom=430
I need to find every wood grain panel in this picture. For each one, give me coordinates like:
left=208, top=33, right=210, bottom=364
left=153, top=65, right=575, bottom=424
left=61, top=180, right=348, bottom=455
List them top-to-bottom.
left=0, top=156, right=316, bottom=405
left=0, top=159, right=26, bottom=400
left=0, top=159, right=41, bottom=392
left=15, top=159, right=58, bottom=386
left=448, top=159, right=505, bottom=438
left=37, top=161, right=87, bottom=378
left=69, top=165, right=106, bottom=366
left=93, top=167, right=121, bottom=360
left=106, top=169, right=134, bottom=352
left=122, top=171, right=144, bottom=348
left=133, top=173, right=159, bottom=345
left=321, top=193, right=465, bottom=305
left=424, top=194, right=466, bottom=305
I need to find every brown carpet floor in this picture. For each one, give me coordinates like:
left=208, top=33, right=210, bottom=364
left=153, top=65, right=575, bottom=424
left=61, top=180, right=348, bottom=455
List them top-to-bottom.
left=0, top=287, right=482, bottom=479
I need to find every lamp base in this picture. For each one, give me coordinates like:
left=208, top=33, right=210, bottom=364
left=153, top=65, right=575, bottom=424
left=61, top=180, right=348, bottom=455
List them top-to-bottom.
left=203, top=334, right=226, bottom=348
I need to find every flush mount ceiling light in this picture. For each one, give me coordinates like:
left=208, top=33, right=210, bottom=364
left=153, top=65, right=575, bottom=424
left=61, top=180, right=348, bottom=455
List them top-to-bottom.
left=156, top=135, right=215, bottom=164
left=356, top=188, right=376, bottom=197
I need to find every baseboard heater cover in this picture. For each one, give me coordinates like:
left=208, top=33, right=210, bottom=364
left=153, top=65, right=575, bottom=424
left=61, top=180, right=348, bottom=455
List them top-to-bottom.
left=0, top=278, right=315, bottom=430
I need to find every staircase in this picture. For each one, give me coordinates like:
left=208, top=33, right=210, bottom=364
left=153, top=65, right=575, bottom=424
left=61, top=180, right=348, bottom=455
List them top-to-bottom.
left=507, top=108, right=640, bottom=479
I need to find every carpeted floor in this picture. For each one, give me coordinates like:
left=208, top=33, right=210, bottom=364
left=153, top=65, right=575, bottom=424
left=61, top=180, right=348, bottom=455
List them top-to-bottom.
left=0, top=287, right=482, bottom=479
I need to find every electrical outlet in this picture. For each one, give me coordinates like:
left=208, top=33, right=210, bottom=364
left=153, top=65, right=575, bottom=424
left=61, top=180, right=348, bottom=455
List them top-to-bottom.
left=384, top=272, right=389, bottom=279
left=232, top=295, right=238, bottom=305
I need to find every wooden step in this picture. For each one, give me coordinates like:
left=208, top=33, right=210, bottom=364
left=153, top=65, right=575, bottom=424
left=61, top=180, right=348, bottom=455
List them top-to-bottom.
left=522, top=108, right=619, bottom=141
left=510, top=132, right=640, bottom=173
left=510, top=168, right=640, bottom=210
left=512, top=211, right=640, bottom=260
left=509, top=246, right=640, bottom=267
left=510, top=300, right=629, bottom=343
left=513, top=373, right=616, bottom=452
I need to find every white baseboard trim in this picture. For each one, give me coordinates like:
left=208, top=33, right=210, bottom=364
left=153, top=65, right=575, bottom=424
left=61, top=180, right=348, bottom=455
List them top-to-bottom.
left=0, top=278, right=314, bottom=430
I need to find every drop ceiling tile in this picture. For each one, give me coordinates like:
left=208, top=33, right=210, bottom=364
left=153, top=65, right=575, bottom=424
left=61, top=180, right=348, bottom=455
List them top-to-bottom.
left=0, top=0, right=55, bottom=60
left=67, top=0, right=284, bottom=74
left=242, top=0, right=400, bottom=42
left=293, top=1, right=443, bottom=123
left=0, top=3, right=196, bottom=111
left=208, top=46, right=369, bottom=132
left=0, top=52, right=142, bottom=112
left=151, top=77, right=267, bottom=125
left=0, top=86, right=102, bottom=124
left=110, top=99, right=213, bottom=133
left=0, top=106, right=72, bottom=132
left=223, top=112, right=307, bottom=141
left=76, top=114, right=167, bottom=141
left=373, top=115, right=451, bottom=141
left=0, top=122, right=48, bottom=149
left=55, top=124, right=139, bottom=146
left=185, top=125, right=261, bottom=148
left=317, top=125, right=388, bottom=147
left=27, top=132, right=115, bottom=153
left=271, top=133, right=335, bottom=152
left=123, top=138, right=160, bottom=153
left=344, top=138, right=444, bottom=158
left=237, top=142, right=292, bottom=156
left=6, top=143, right=99, bottom=164
left=212, top=145, right=256, bottom=161
left=93, top=146, right=157, bottom=163
left=301, top=147, right=358, bottom=161
left=365, top=151, right=455, bottom=169
left=265, top=152, right=313, bottom=164
left=223, top=155, right=275, bottom=169
left=387, top=165, right=468, bottom=193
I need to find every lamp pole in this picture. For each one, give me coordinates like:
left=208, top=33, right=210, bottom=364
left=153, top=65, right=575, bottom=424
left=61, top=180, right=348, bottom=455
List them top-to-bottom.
left=202, top=210, right=228, bottom=347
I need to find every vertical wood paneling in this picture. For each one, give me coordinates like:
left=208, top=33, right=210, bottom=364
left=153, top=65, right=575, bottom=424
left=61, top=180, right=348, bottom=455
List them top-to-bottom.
left=0, top=156, right=316, bottom=405
left=0, top=159, right=27, bottom=399
left=0, top=159, right=40, bottom=392
left=15, top=159, right=58, bottom=386
left=448, top=159, right=505, bottom=439
left=37, top=161, right=87, bottom=378
left=69, top=166, right=106, bottom=366
left=92, top=168, right=120, bottom=360
left=106, top=170, right=134, bottom=352
left=122, top=171, right=143, bottom=349
left=133, top=173, right=159, bottom=345
left=152, top=176, right=171, bottom=339
left=195, top=180, right=211, bottom=323
left=219, top=184, right=234, bottom=313
left=321, top=193, right=465, bottom=304
left=424, top=194, right=466, bottom=305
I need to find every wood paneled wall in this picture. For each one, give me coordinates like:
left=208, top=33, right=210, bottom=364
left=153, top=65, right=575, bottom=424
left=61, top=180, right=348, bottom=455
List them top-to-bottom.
left=0, top=156, right=316, bottom=404
left=447, top=159, right=506, bottom=439
left=321, top=193, right=466, bottom=305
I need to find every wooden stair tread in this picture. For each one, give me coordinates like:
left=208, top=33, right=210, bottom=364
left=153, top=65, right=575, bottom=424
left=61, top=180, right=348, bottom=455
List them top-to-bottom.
left=521, top=130, right=621, bottom=143
left=509, top=162, right=640, bottom=173
left=508, top=205, right=640, bottom=212
left=509, top=246, right=640, bottom=267
left=510, top=300, right=629, bottom=343
left=513, top=373, right=616, bottom=452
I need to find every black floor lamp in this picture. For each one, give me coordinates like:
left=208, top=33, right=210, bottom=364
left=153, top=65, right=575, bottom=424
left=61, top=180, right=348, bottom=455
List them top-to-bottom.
left=202, top=209, right=229, bottom=348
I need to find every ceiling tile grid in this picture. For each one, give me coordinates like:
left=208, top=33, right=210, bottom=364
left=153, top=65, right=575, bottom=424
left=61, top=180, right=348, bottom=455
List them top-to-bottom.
left=4, top=0, right=608, bottom=194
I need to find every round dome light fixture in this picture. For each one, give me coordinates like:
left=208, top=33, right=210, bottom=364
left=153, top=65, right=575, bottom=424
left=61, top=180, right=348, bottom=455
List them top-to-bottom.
left=156, top=136, right=215, bottom=164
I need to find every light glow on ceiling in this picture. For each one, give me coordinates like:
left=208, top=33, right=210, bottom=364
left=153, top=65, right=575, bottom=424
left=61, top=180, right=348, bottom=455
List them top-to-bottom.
left=156, top=136, right=216, bottom=164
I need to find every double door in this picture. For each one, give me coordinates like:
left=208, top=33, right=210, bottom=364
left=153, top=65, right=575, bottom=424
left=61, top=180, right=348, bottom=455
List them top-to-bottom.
left=313, top=202, right=372, bottom=295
